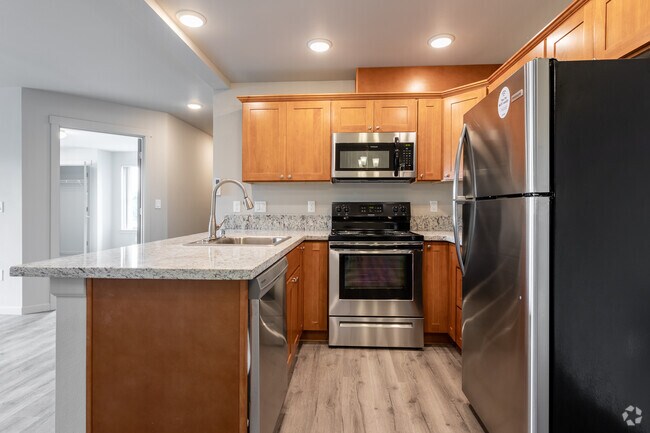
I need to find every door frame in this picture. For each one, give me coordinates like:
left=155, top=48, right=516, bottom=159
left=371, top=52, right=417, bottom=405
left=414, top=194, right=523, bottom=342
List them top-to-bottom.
left=49, top=116, right=149, bottom=276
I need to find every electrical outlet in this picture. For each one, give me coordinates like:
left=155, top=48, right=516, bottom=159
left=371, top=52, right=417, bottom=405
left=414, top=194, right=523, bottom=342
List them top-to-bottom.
left=213, top=178, right=221, bottom=196
left=155, top=199, right=162, bottom=209
left=233, top=201, right=241, bottom=212
left=254, top=201, right=267, bottom=213
left=307, top=201, right=316, bottom=213
left=429, top=201, right=438, bottom=212
left=0, top=269, right=4, bottom=281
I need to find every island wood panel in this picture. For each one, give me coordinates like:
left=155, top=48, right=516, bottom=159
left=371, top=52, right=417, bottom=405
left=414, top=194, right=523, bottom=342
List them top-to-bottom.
left=546, top=0, right=595, bottom=61
left=594, top=0, right=650, bottom=58
left=489, top=40, right=546, bottom=92
left=442, top=87, right=487, bottom=182
left=416, top=98, right=443, bottom=181
left=373, top=99, right=418, bottom=132
left=331, top=100, right=373, bottom=132
left=286, top=101, right=331, bottom=181
left=242, top=102, right=286, bottom=182
left=302, top=241, right=328, bottom=332
left=422, top=242, right=449, bottom=333
left=87, top=279, right=248, bottom=433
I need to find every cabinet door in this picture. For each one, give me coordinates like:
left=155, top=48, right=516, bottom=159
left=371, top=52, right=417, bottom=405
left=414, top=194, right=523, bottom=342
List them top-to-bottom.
left=594, top=0, right=650, bottom=58
left=546, top=1, right=595, bottom=61
left=442, top=87, right=486, bottom=181
left=373, top=99, right=417, bottom=132
left=416, top=99, right=443, bottom=181
left=331, top=100, right=373, bottom=132
left=286, top=101, right=331, bottom=181
left=242, top=102, right=286, bottom=182
left=302, top=241, right=328, bottom=331
left=422, top=242, right=449, bottom=333
left=448, top=245, right=459, bottom=342
left=298, top=246, right=305, bottom=336
left=286, top=268, right=300, bottom=364
left=286, top=273, right=295, bottom=364
left=456, top=307, right=463, bottom=349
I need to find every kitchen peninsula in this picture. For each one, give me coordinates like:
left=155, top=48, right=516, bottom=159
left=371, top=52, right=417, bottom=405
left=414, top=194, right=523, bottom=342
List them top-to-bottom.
left=10, top=228, right=457, bottom=433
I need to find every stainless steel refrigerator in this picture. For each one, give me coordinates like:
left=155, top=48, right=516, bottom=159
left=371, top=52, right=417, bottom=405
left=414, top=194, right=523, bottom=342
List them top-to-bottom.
left=453, top=58, right=650, bottom=433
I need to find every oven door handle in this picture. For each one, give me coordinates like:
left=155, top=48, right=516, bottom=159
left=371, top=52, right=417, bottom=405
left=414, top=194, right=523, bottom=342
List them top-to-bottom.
left=329, top=249, right=418, bottom=255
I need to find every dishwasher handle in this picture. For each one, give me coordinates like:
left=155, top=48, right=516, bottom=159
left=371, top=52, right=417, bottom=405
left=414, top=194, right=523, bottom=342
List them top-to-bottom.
left=249, top=257, right=288, bottom=299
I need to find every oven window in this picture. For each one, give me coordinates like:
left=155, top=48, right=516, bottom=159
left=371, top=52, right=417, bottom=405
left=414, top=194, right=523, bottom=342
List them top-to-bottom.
left=338, top=150, right=391, bottom=170
left=339, top=254, right=413, bottom=300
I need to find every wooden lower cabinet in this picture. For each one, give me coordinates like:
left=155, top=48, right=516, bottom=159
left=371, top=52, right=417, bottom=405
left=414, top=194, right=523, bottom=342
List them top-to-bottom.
left=301, top=241, right=329, bottom=332
left=422, top=242, right=449, bottom=333
left=448, top=244, right=463, bottom=346
left=286, top=266, right=301, bottom=365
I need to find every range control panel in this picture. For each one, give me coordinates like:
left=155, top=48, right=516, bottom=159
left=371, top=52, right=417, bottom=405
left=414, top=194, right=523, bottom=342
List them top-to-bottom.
left=332, top=202, right=411, bottom=217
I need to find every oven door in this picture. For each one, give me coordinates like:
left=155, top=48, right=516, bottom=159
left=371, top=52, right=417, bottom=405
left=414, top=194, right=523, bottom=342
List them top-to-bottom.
left=329, top=242, right=423, bottom=317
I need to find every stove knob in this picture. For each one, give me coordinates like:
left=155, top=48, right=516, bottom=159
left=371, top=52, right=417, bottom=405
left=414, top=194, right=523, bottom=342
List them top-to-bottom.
left=335, top=206, right=342, bottom=213
left=343, top=206, right=350, bottom=213
left=392, top=206, right=398, bottom=213
left=400, top=206, right=407, bottom=213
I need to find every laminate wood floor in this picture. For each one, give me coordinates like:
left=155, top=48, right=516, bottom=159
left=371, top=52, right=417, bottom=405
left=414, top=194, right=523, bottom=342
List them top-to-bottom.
left=0, top=312, right=56, bottom=433
left=0, top=314, right=483, bottom=433
left=279, top=344, right=485, bottom=433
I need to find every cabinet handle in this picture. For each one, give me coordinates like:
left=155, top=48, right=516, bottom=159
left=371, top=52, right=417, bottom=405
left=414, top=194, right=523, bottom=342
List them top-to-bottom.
left=367, top=126, right=372, bottom=131
left=375, top=126, right=380, bottom=130
left=444, top=173, right=450, bottom=178
left=280, top=174, right=284, bottom=179
left=288, top=174, right=292, bottom=179
left=419, top=174, right=424, bottom=178
left=427, top=244, right=431, bottom=249
left=291, top=277, right=299, bottom=283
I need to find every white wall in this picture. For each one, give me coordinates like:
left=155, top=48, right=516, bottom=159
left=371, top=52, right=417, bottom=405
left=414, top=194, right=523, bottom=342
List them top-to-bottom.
left=212, top=81, right=454, bottom=221
left=0, top=88, right=24, bottom=314
left=4, top=88, right=212, bottom=314
left=110, top=151, right=138, bottom=249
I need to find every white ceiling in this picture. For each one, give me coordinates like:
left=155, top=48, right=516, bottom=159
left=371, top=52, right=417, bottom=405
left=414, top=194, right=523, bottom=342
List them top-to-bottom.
left=0, top=0, right=225, bottom=134
left=154, top=0, right=572, bottom=82
left=61, top=129, right=140, bottom=153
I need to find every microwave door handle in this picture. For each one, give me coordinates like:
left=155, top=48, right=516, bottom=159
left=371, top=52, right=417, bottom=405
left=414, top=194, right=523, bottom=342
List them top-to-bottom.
left=393, top=137, right=400, bottom=177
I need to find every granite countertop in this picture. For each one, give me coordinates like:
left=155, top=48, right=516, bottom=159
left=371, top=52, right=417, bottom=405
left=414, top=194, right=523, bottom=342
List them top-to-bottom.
left=10, top=229, right=456, bottom=281
left=10, top=230, right=329, bottom=281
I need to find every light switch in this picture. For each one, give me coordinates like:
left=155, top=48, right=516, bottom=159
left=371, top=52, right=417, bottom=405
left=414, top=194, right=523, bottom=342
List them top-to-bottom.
left=213, top=178, right=221, bottom=196
left=155, top=199, right=162, bottom=209
left=0, top=201, right=4, bottom=213
left=233, top=201, right=241, bottom=212
left=254, top=201, right=267, bottom=213
left=307, top=201, right=316, bottom=213
left=429, top=201, right=438, bottom=212
left=0, top=269, right=4, bottom=281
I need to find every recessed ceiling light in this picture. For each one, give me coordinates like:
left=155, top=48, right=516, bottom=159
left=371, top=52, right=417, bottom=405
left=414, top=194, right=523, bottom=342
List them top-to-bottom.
left=176, top=10, right=206, bottom=28
left=428, top=34, right=455, bottom=49
left=307, top=39, right=332, bottom=53
left=187, top=103, right=203, bottom=110
left=59, top=129, right=68, bottom=139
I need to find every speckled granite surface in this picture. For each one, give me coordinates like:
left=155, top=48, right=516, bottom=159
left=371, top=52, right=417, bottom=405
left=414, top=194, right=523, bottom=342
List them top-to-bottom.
left=223, top=214, right=331, bottom=231
left=10, top=230, right=329, bottom=281
left=413, top=231, right=456, bottom=242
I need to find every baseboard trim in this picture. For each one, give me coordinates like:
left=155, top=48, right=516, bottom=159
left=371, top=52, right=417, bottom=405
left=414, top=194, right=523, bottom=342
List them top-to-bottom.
left=0, top=303, right=53, bottom=315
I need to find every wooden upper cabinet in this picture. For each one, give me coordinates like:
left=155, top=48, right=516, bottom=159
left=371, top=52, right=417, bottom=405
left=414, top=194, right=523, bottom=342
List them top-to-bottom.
left=594, top=0, right=650, bottom=58
left=546, top=1, right=595, bottom=61
left=489, top=40, right=546, bottom=93
left=442, top=87, right=486, bottom=181
left=417, top=98, right=443, bottom=181
left=331, top=99, right=417, bottom=133
left=373, top=99, right=417, bottom=132
left=331, top=100, right=373, bottom=132
left=286, top=101, right=331, bottom=181
left=242, top=102, right=286, bottom=182
left=302, top=241, right=328, bottom=332
left=422, top=242, right=449, bottom=333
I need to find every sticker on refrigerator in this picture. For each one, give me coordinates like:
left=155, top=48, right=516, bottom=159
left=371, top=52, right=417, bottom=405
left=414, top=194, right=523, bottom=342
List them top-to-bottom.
left=497, top=87, right=511, bottom=119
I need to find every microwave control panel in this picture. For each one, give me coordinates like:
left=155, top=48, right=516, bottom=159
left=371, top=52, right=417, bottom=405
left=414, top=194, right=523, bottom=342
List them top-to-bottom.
left=398, top=143, right=414, bottom=171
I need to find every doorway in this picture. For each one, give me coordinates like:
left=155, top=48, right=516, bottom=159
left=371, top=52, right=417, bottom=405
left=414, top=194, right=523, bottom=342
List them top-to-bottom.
left=58, top=128, right=142, bottom=255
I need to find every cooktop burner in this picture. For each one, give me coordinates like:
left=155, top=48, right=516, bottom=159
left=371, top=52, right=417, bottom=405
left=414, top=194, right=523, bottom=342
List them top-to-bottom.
left=328, top=202, right=423, bottom=242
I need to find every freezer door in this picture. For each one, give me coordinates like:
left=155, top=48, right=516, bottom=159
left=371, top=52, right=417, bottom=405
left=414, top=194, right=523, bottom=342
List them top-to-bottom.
left=462, top=59, right=551, bottom=198
left=462, top=197, right=550, bottom=433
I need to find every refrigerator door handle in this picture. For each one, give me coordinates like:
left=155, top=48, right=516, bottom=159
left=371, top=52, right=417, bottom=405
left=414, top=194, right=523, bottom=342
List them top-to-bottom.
left=452, top=124, right=477, bottom=276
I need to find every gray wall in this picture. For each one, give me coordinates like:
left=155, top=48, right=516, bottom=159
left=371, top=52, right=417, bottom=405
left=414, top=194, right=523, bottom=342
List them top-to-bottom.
left=212, top=81, right=454, bottom=221
left=0, top=88, right=24, bottom=313
left=2, top=88, right=213, bottom=314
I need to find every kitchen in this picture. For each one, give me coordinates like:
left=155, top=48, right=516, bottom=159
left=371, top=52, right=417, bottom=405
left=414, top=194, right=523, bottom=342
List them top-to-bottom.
left=1, top=1, right=648, bottom=432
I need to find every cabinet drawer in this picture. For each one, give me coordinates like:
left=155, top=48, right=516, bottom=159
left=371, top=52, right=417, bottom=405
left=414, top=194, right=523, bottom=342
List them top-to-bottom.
left=286, top=244, right=302, bottom=278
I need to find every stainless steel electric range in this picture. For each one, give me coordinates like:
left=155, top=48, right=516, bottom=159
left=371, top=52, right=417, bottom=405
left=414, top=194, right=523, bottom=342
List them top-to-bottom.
left=328, top=202, right=424, bottom=348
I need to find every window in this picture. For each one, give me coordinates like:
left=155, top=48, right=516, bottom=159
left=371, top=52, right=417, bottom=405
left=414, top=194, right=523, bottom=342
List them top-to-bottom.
left=121, top=166, right=139, bottom=231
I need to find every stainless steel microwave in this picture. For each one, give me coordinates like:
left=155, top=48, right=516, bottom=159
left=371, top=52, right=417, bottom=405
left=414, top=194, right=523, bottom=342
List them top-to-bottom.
left=331, top=132, right=417, bottom=183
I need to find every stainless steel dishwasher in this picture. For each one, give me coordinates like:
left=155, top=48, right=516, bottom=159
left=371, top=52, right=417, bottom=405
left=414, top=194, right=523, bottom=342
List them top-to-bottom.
left=249, top=258, right=289, bottom=433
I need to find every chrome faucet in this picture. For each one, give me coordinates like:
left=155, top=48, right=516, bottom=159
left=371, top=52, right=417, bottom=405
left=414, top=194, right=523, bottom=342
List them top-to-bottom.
left=208, top=179, right=254, bottom=240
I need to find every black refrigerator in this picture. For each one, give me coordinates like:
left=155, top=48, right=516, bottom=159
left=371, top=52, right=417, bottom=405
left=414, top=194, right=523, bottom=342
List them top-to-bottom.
left=453, top=58, right=650, bottom=433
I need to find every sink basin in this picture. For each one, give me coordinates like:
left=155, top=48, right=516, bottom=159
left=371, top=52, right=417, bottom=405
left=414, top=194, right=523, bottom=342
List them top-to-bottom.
left=185, top=236, right=291, bottom=247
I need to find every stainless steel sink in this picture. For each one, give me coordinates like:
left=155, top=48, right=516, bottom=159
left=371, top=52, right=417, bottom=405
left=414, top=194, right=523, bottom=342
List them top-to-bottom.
left=185, top=236, right=291, bottom=246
